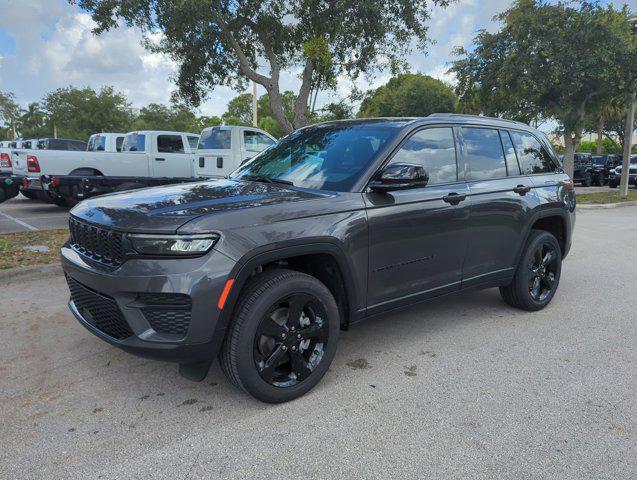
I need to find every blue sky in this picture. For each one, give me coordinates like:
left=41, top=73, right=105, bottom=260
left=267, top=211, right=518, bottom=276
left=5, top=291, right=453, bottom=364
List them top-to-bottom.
left=0, top=0, right=635, bottom=119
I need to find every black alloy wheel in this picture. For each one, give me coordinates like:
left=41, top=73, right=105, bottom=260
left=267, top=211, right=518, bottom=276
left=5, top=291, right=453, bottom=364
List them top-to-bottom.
left=527, top=242, right=558, bottom=302
left=220, top=269, right=339, bottom=403
left=254, top=294, right=329, bottom=387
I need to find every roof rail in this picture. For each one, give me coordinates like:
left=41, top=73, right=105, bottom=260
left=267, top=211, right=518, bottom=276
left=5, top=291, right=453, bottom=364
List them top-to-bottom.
left=426, top=113, right=529, bottom=127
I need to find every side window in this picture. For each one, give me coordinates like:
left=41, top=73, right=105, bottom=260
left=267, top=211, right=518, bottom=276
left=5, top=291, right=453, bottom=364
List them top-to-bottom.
left=388, top=127, right=457, bottom=185
left=462, top=127, right=507, bottom=180
left=500, top=130, right=520, bottom=176
left=244, top=131, right=275, bottom=152
left=511, top=131, right=557, bottom=174
left=122, top=133, right=146, bottom=152
left=157, top=135, right=185, bottom=153
left=115, top=136, right=124, bottom=152
left=187, top=136, right=199, bottom=151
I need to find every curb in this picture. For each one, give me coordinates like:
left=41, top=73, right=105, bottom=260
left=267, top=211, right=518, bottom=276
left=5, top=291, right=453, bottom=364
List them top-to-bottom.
left=578, top=200, right=637, bottom=210
left=0, top=263, right=63, bottom=285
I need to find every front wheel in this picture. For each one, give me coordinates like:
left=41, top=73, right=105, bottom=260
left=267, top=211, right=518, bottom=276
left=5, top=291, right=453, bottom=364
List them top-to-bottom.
left=581, top=172, right=593, bottom=187
left=595, top=172, right=605, bottom=186
left=500, top=230, right=562, bottom=311
left=220, top=269, right=340, bottom=403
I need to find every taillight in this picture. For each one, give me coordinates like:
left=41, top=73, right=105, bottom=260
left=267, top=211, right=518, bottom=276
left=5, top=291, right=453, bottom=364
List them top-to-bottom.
left=0, top=152, right=11, bottom=168
left=27, top=155, right=40, bottom=173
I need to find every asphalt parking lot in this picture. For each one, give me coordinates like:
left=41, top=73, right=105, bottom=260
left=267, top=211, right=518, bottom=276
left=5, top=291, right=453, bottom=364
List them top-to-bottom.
left=0, top=195, right=70, bottom=233
left=0, top=206, right=635, bottom=479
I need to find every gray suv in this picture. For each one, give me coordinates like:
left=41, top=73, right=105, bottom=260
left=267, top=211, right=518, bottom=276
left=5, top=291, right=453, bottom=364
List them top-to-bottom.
left=61, top=115, right=576, bottom=403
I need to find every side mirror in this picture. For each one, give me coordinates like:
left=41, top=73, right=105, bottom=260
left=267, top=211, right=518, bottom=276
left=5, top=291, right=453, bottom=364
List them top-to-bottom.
left=369, top=163, right=429, bottom=191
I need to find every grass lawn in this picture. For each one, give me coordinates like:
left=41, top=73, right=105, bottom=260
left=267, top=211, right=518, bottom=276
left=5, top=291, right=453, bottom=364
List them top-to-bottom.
left=577, top=189, right=637, bottom=205
left=0, top=229, right=69, bottom=270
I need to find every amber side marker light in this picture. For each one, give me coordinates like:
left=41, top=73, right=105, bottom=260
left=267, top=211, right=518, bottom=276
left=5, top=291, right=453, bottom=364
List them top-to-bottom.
left=562, top=180, right=574, bottom=190
left=218, top=279, right=235, bottom=310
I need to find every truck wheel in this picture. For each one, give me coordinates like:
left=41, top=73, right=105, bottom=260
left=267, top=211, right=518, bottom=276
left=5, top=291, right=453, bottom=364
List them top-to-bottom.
left=582, top=172, right=592, bottom=187
left=595, top=172, right=605, bottom=186
left=609, top=179, right=618, bottom=188
left=21, top=191, right=38, bottom=200
left=500, top=230, right=562, bottom=312
left=220, top=269, right=340, bottom=403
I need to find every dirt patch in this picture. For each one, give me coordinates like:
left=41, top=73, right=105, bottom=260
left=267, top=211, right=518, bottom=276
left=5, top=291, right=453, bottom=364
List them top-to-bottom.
left=0, top=229, right=68, bottom=269
left=346, top=358, right=370, bottom=370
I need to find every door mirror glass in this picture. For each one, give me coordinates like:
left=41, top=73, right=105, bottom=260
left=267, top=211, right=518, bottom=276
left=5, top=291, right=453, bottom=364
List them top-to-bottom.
left=370, top=163, right=429, bottom=191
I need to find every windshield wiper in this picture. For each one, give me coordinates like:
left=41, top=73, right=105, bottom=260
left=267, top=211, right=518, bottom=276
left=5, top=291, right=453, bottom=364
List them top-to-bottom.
left=242, top=175, right=294, bottom=186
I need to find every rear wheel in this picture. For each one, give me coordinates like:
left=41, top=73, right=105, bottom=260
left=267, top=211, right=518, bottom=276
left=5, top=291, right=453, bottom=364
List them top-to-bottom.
left=581, top=172, right=593, bottom=187
left=595, top=172, right=605, bottom=186
left=21, top=191, right=38, bottom=200
left=500, top=230, right=562, bottom=311
left=220, top=269, right=339, bottom=403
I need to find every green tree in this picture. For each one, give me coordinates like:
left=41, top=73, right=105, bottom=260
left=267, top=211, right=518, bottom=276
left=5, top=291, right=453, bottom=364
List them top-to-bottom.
left=73, top=0, right=453, bottom=134
left=451, top=1, right=637, bottom=177
left=358, top=73, right=456, bottom=117
left=43, top=86, right=134, bottom=140
left=0, top=91, right=22, bottom=139
left=221, top=94, right=253, bottom=125
left=315, top=101, right=354, bottom=122
left=18, top=103, right=49, bottom=139
left=134, top=103, right=203, bottom=133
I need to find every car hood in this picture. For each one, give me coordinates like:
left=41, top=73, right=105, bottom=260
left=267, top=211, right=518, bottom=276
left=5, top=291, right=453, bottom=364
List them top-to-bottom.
left=70, top=178, right=324, bottom=233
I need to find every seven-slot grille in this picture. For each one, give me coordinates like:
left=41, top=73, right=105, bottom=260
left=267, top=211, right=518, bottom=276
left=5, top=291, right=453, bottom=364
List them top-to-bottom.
left=69, top=217, right=124, bottom=267
left=66, top=276, right=133, bottom=340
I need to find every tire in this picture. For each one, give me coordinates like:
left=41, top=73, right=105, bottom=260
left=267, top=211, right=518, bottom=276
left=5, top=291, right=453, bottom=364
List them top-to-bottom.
left=581, top=172, right=592, bottom=187
left=595, top=172, right=605, bottom=186
left=609, top=180, right=618, bottom=188
left=21, top=190, right=38, bottom=200
left=51, top=196, right=68, bottom=207
left=500, top=230, right=562, bottom=311
left=220, top=269, right=340, bottom=403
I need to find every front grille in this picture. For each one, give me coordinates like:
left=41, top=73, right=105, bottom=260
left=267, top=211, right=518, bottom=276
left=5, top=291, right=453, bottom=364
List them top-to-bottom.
left=69, top=217, right=124, bottom=267
left=66, top=276, right=133, bottom=340
left=137, top=293, right=192, bottom=336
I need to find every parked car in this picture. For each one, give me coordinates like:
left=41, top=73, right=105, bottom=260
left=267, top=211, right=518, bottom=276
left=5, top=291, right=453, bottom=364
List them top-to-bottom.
left=61, top=114, right=575, bottom=403
left=43, top=126, right=275, bottom=204
left=15, top=130, right=200, bottom=204
left=0, top=140, right=21, bottom=203
left=572, top=152, right=594, bottom=186
left=590, top=154, right=620, bottom=186
left=608, top=155, right=637, bottom=188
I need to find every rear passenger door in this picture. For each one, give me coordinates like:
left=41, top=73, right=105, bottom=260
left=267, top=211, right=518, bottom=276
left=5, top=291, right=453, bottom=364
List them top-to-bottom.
left=365, top=126, right=471, bottom=313
left=460, top=127, right=536, bottom=288
left=152, top=134, right=193, bottom=178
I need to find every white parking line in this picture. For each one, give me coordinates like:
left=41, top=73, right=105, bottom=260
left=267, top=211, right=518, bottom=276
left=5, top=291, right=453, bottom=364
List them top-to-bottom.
left=0, top=211, right=39, bottom=231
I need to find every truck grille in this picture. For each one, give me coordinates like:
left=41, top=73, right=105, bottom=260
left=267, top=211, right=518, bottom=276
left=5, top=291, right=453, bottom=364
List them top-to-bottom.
left=69, top=217, right=124, bottom=267
left=66, top=276, right=133, bottom=340
left=136, top=293, right=192, bottom=336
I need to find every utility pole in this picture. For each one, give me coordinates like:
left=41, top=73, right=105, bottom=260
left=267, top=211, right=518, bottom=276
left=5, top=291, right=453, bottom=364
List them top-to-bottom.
left=619, top=17, right=637, bottom=198
left=252, top=81, right=258, bottom=127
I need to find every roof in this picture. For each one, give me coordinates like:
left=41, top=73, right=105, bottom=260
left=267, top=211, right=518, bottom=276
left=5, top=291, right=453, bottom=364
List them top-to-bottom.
left=316, top=114, right=533, bottom=131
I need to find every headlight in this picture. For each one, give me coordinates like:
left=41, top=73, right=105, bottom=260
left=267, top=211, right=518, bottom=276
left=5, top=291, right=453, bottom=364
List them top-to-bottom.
left=128, top=233, right=219, bottom=256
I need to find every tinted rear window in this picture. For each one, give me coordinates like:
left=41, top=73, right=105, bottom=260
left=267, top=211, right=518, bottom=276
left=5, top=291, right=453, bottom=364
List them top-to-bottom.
left=462, top=127, right=507, bottom=180
left=199, top=128, right=231, bottom=150
left=510, top=131, right=557, bottom=174
left=157, top=135, right=185, bottom=153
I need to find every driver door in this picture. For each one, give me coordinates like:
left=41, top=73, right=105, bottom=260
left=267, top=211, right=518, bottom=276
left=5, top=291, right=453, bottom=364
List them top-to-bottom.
left=364, top=126, right=471, bottom=314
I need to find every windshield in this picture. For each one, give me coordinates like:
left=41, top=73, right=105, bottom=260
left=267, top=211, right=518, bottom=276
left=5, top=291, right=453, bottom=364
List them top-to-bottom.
left=230, top=123, right=399, bottom=192
left=198, top=127, right=231, bottom=150
left=122, top=133, right=146, bottom=152
left=592, top=157, right=605, bottom=165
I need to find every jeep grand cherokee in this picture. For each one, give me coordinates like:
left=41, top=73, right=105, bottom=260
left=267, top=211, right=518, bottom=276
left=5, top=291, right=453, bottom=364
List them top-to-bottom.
left=61, top=115, right=576, bottom=403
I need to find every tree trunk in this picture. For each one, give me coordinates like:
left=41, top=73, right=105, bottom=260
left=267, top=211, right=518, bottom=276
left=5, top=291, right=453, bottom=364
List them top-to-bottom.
left=266, top=87, right=294, bottom=134
left=596, top=117, right=604, bottom=155
left=562, top=131, right=582, bottom=178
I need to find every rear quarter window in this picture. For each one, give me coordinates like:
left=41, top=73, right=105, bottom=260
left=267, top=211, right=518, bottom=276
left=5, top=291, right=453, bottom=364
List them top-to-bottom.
left=510, top=131, right=557, bottom=174
left=122, top=133, right=146, bottom=152
left=157, top=135, right=185, bottom=153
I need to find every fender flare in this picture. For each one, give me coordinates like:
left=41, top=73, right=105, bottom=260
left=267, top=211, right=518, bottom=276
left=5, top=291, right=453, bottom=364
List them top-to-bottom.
left=514, top=207, right=572, bottom=266
left=216, top=237, right=362, bottom=334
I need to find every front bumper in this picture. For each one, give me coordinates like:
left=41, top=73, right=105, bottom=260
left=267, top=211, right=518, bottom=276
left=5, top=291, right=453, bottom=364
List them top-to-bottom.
left=61, top=244, right=237, bottom=364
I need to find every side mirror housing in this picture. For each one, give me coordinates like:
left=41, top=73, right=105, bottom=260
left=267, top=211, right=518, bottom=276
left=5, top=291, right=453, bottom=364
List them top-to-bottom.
left=369, top=163, right=429, bottom=192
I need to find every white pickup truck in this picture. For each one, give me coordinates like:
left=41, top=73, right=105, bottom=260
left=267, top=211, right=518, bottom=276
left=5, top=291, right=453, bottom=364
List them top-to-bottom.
left=41, top=126, right=276, bottom=204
